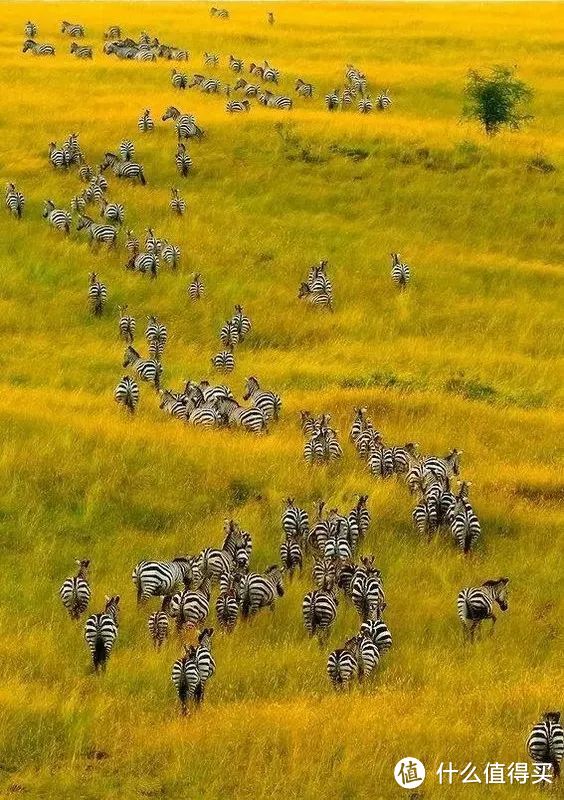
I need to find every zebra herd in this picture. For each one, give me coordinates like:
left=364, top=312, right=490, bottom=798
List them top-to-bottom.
left=299, top=259, right=334, bottom=310
left=301, top=412, right=344, bottom=464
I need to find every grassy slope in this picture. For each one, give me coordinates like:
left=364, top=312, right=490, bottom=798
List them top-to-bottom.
left=0, top=2, right=562, bottom=798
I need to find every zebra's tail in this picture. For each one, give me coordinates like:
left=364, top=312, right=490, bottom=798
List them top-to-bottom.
left=139, top=170, right=146, bottom=186
left=464, top=533, right=473, bottom=555
left=240, top=589, right=251, bottom=619
left=92, top=636, right=107, bottom=672
left=178, top=676, right=188, bottom=715
left=552, top=758, right=561, bottom=780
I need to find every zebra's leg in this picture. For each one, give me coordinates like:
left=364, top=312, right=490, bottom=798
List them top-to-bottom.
left=488, top=614, right=497, bottom=636
left=469, top=621, right=479, bottom=643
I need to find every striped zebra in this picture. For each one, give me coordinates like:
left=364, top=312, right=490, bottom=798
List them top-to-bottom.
left=210, top=7, right=229, bottom=18
left=25, top=21, right=38, bottom=37
left=61, top=21, right=85, bottom=37
left=104, top=26, right=121, bottom=39
left=23, top=39, right=55, bottom=55
left=70, top=42, right=92, bottom=58
left=104, top=42, right=136, bottom=59
left=160, top=46, right=189, bottom=61
left=133, top=49, right=156, bottom=62
left=203, top=52, right=219, bottom=67
left=229, top=55, right=244, bottom=73
left=262, top=62, right=279, bottom=83
left=171, top=69, right=188, bottom=89
left=198, top=77, right=222, bottom=94
left=234, top=78, right=260, bottom=97
left=295, top=78, right=314, bottom=97
left=341, top=86, right=356, bottom=107
left=325, top=89, right=340, bottom=111
left=259, top=91, right=292, bottom=110
left=377, top=91, right=392, bottom=110
left=358, top=96, right=373, bottom=114
left=226, top=100, right=250, bottom=113
left=161, top=106, right=199, bottom=139
left=138, top=109, right=154, bottom=132
left=63, top=132, right=82, bottom=165
left=118, top=139, right=135, bottom=161
left=48, top=142, right=69, bottom=169
left=175, top=143, right=192, bottom=177
left=101, top=152, right=146, bottom=185
left=5, top=183, right=24, bottom=219
left=170, top=188, right=186, bottom=215
left=70, top=193, right=88, bottom=213
left=99, top=199, right=125, bottom=225
left=77, top=215, right=117, bottom=246
left=144, top=227, right=162, bottom=254
left=125, top=230, right=140, bottom=255
left=161, top=241, right=181, bottom=269
left=127, top=251, right=159, bottom=278
left=391, top=252, right=410, bottom=289
left=88, top=273, right=107, bottom=315
left=188, top=273, right=204, bottom=300
left=298, top=282, right=333, bottom=310
left=231, top=305, right=252, bottom=340
left=145, top=316, right=168, bottom=361
left=123, top=346, right=162, bottom=389
left=211, top=351, right=235, bottom=373
left=114, top=375, right=139, bottom=413
left=243, top=376, right=281, bottom=420
left=159, top=389, right=189, bottom=422
left=219, top=398, right=267, bottom=433
left=350, top=406, right=368, bottom=444
left=300, top=410, right=322, bottom=437
left=305, top=429, right=342, bottom=463
left=391, top=442, right=418, bottom=473
left=368, top=446, right=395, bottom=478
left=418, top=450, right=463, bottom=489
left=450, top=487, right=481, bottom=553
left=348, top=495, right=370, bottom=547
left=412, top=497, right=438, bottom=539
left=282, top=498, right=309, bottom=539
left=307, top=501, right=331, bottom=554
left=280, top=534, right=303, bottom=577
left=199, top=541, right=235, bottom=583
left=312, top=556, right=339, bottom=589
left=133, top=558, right=197, bottom=603
left=59, top=559, right=91, bottom=619
left=351, top=563, right=385, bottom=621
left=240, top=566, right=284, bottom=618
left=170, top=577, right=211, bottom=629
left=457, top=578, right=509, bottom=641
left=215, top=582, right=239, bottom=633
left=302, top=582, right=338, bottom=639
left=148, top=595, right=171, bottom=649
left=84, top=596, right=120, bottom=672
left=360, top=612, right=393, bottom=655
left=194, top=628, right=216, bottom=698
left=355, top=632, right=380, bottom=680
left=327, top=638, right=358, bottom=688
left=171, top=645, right=201, bottom=715
left=527, top=712, right=563, bottom=779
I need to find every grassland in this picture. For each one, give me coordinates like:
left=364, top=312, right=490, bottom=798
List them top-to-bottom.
left=0, top=2, right=563, bottom=798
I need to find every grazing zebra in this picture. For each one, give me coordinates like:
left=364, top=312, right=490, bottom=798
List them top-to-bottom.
left=210, top=7, right=229, bottom=18
left=25, top=21, right=38, bottom=37
left=61, top=21, right=85, bottom=37
left=104, top=26, right=121, bottom=40
left=23, top=39, right=55, bottom=55
left=70, top=42, right=92, bottom=58
left=203, top=52, right=219, bottom=67
left=229, top=55, right=244, bottom=73
left=171, top=69, right=188, bottom=89
left=190, top=76, right=221, bottom=93
left=234, top=78, right=260, bottom=97
left=295, top=78, right=314, bottom=97
left=325, top=89, right=340, bottom=111
left=258, top=91, right=292, bottom=110
left=377, top=91, right=392, bottom=110
left=226, top=100, right=250, bottom=113
left=162, top=106, right=199, bottom=139
left=138, top=109, right=154, bottom=132
left=118, top=139, right=135, bottom=161
left=48, top=142, right=69, bottom=169
left=175, top=143, right=192, bottom=177
left=101, top=152, right=146, bottom=185
left=5, top=183, right=24, bottom=219
left=170, top=187, right=186, bottom=215
left=99, top=199, right=125, bottom=225
left=42, top=200, right=69, bottom=230
left=77, top=215, right=117, bottom=246
left=125, top=229, right=140, bottom=255
left=161, top=240, right=181, bottom=269
left=128, top=251, right=159, bottom=278
left=390, top=252, right=411, bottom=289
left=88, top=272, right=107, bottom=316
left=188, top=273, right=204, bottom=300
left=298, top=282, right=333, bottom=310
left=145, top=316, right=168, bottom=361
left=123, top=346, right=162, bottom=389
left=211, top=351, right=235, bottom=373
left=114, top=375, right=139, bottom=413
left=243, top=376, right=281, bottom=421
left=159, top=389, right=189, bottom=422
left=219, top=398, right=267, bottom=433
left=450, top=489, right=481, bottom=553
left=282, top=498, right=309, bottom=539
left=280, top=534, right=303, bottom=577
left=132, top=558, right=197, bottom=603
left=59, top=559, right=91, bottom=619
left=240, top=566, right=284, bottom=618
left=170, top=577, right=211, bottom=629
left=457, top=578, right=509, bottom=641
left=302, top=583, right=338, bottom=639
left=215, top=586, right=239, bottom=632
left=148, top=595, right=171, bottom=649
left=84, top=596, right=120, bottom=672
left=360, top=613, right=393, bottom=656
left=355, top=632, right=380, bottom=680
left=327, top=638, right=358, bottom=688
left=171, top=645, right=201, bottom=715
left=527, top=712, right=564, bottom=779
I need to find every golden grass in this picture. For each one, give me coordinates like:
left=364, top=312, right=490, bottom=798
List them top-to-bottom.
left=0, top=1, right=563, bottom=798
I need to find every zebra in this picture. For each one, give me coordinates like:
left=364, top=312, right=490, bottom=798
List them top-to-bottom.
left=210, top=7, right=229, bottom=19
left=268, top=11, right=275, bottom=24
left=25, top=21, right=38, bottom=37
left=61, top=21, right=85, bottom=37
left=104, top=26, right=121, bottom=39
left=23, top=39, right=55, bottom=55
left=70, top=42, right=92, bottom=58
left=104, top=42, right=137, bottom=59
left=161, top=46, right=189, bottom=61
left=134, top=49, right=156, bottom=62
left=203, top=52, right=219, bottom=67
left=229, top=55, right=244, bottom=73
left=262, top=62, right=279, bottom=82
left=171, top=69, right=188, bottom=89
left=192, top=76, right=221, bottom=94
left=234, top=78, right=260, bottom=97
left=295, top=78, right=314, bottom=97
left=341, top=86, right=356, bottom=107
left=325, top=89, right=340, bottom=111
left=377, top=90, right=392, bottom=110
left=258, top=91, right=292, bottom=110
left=358, top=96, right=373, bottom=114
left=226, top=100, right=250, bottom=113
left=162, top=106, right=199, bottom=139
left=138, top=109, right=154, bottom=132
left=63, top=132, right=82, bottom=165
left=118, top=139, right=135, bottom=161
left=48, top=142, right=69, bottom=169
left=175, top=143, right=192, bottom=177
left=101, top=152, right=146, bottom=185
left=79, top=164, right=94, bottom=183
left=5, top=183, right=24, bottom=219
left=170, top=188, right=186, bottom=215
left=70, top=193, right=88, bottom=213
left=99, top=199, right=125, bottom=225
left=77, top=215, right=117, bottom=247
left=144, top=227, right=162, bottom=255
left=125, top=230, right=140, bottom=255
left=161, top=241, right=181, bottom=269
left=128, top=251, right=159, bottom=278
left=390, top=252, right=411, bottom=289
left=307, top=260, right=332, bottom=294
left=88, top=273, right=107, bottom=316
left=188, top=273, right=204, bottom=300
left=298, top=282, right=333, bottom=310
left=231, top=305, right=252, bottom=340
left=145, top=316, right=168, bottom=361
left=123, top=346, right=162, bottom=389
left=211, top=351, right=235, bottom=373
left=114, top=375, right=139, bottom=414
left=243, top=376, right=281, bottom=421
left=159, top=389, right=190, bottom=422
left=218, top=398, right=267, bottom=433
left=391, top=442, right=419, bottom=473
left=368, top=446, right=395, bottom=478
left=450, top=490, right=481, bottom=553
left=348, top=495, right=370, bottom=547
left=282, top=498, right=309, bottom=540
left=412, top=498, right=438, bottom=539
left=280, top=534, right=303, bottom=577
left=199, top=541, right=235, bottom=583
left=132, top=558, right=197, bottom=603
left=59, top=559, right=91, bottom=619
left=351, top=563, right=385, bottom=622
left=240, top=566, right=284, bottom=618
left=170, top=577, right=211, bottom=630
left=457, top=578, right=509, bottom=641
left=302, top=583, right=338, bottom=640
left=215, top=585, right=239, bottom=632
left=84, top=595, right=120, bottom=672
left=148, top=595, right=171, bottom=649
left=360, top=612, right=393, bottom=656
left=194, top=628, right=216, bottom=700
left=355, top=632, right=380, bottom=680
left=327, top=637, right=358, bottom=688
left=171, top=645, right=201, bottom=715
left=527, top=712, right=563, bottom=780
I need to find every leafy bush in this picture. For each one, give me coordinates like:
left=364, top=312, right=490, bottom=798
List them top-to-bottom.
left=462, top=65, right=533, bottom=135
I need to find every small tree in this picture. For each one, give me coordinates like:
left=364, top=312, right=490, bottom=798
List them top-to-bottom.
left=462, top=66, right=533, bottom=136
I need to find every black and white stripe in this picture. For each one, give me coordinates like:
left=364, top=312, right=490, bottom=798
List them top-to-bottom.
left=61, top=21, right=85, bottom=37
left=23, top=39, right=55, bottom=55
left=70, top=42, right=92, bottom=58
left=229, top=55, right=244, bottom=73
left=171, top=69, right=188, bottom=89
left=295, top=78, right=314, bottom=97
left=259, top=91, right=292, bottom=110
left=138, top=109, right=154, bottom=132
left=175, top=143, right=192, bottom=176
left=101, top=152, right=146, bottom=185
left=5, top=183, right=24, bottom=219
left=170, top=187, right=186, bottom=215
left=99, top=199, right=125, bottom=225
left=77, top=215, right=117, bottom=246
left=390, top=252, right=411, bottom=289
left=88, top=272, right=107, bottom=315
left=188, top=273, right=204, bottom=300
left=145, top=316, right=168, bottom=361
left=123, top=346, right=162, bottom=389
left=114, top=375, right=139, bottom=413
left=243, top=376, right=281, bottom=420
left=132, top=558, right=197, bottom=603
left=59, top=559, right=91, bottom=619
left=239, top=566, right=284, bottom=618
left=457, top=578, right=509, bottom=641
left=302, top=583, right=338, bottom=638
left=84, top=595, right=119, bottom=672
left=148, top=595, right=171, bottom=649
left=327, top=638, right=358, bottom=688
left=171, top=646, right=201, bottom=714
left=527, top=712, right=563, bottom=779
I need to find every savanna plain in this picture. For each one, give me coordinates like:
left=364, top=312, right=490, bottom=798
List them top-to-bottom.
left=0, top=2, right=563, bottom=799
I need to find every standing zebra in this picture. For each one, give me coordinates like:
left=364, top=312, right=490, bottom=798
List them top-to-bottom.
left=25, top=21, right=38, bottom=37
left=61, top=21, right=85, bottom=37
left=104, top=26, right=121, bottom=39
left=23, top=39, right=55, bottom=55
left=70, top=42, right=93, bottom=58
left=203, top=52, right=219, bottom=67
left=229, top=55, right=244, bottom=73
left=171, top=69, right=188, bottom=89
left=234, top=78, right=261, bottom=97
left=295, top=78, right=314, bottom=97
left=325, top=89, right=340, bottom=111
left=377, top=90, right=392, bottom=110
left=258, top=91, right=292, bottom=110
left=358, top=96, right=373, bottom=114
left=226, top=99, right=250, bottom=113
left=162, top=106, right=199, bottom=139
left=138, top=109, right=154, bottom=132
left=118, top=139, right=135, bottom=161
left=48, top=142, right=69, bottom=169
left=175, top=143, right=192, bottom=177
left=101, top=152, right=146, bottom=185
left=5, top=183, right=24, bottom=218
left=170, top=187, right=186, bottom=215
left=99, top=199, right=125, bottom=225
left=43, top=200, right=71, bottom=233
left=77, top=215, right=117, bottom=246
left=161, top=240, right=181, bottom=270
left=390, top=252, right=411, bottom=289
left=88, top=273, right=107, bottom=316
left=188, top=273, right=204, bottom=300
left=145, top=316, right=168, bottom=361
left=123, top=346, right=162, bottom=390
left=211, top=351, right=235, bottom=373
left=114, top=375, right=139, bottom=414
left=243, top=376, right=281, bottom=420
left=218, top=398, right=267, bottom=433
left=282, top=498, right=309, bottom=540
left=280, top=534, right=303, bottom=577
left=132, top=558, right=197, bottom=603
left=59, top=559, right=91, bottom=620
left=239, top=566, right=284, bottom=618
left=170, top=577, right=211, bottom=630
left=457, top=578, right=509, bottom=641
left=302, top=582, right=338, bottom=640
left=84, top=595, right=120, bottom=672
left=148, top=595, right=172, bottom=649
left=360, top=610, right=393, bottom=656
left=194, top=628, right=216, bottom=701
left=355, top=632, right=380, bottom=680
left=327, top=637, right=358, bottom=688
left=171, top=645, right=201, bottom=715
left=527, top=712, right=564, bottom=780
